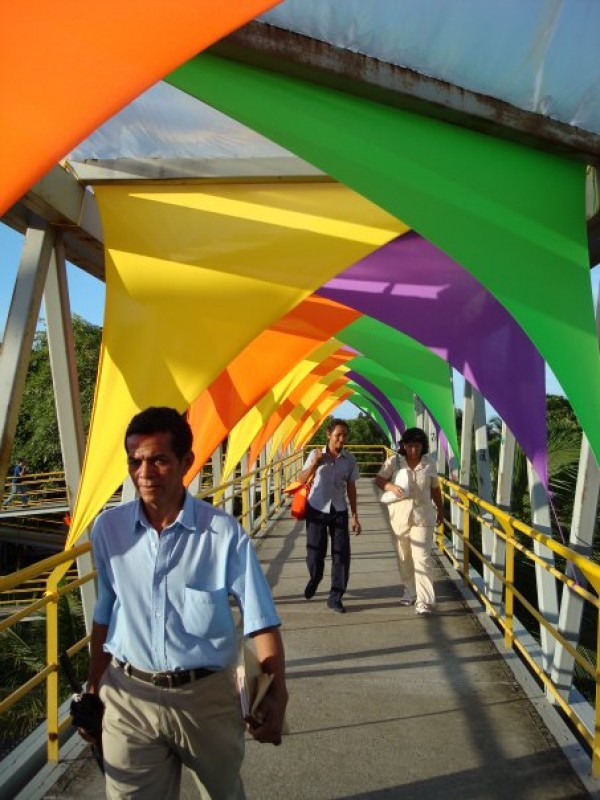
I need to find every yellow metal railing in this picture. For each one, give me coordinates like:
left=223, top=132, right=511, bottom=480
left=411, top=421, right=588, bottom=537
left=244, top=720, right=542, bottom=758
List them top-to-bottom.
left=2, top=449, right=599, bottom=778
left=0, top=450, right=304, bottom=767
left=1, top=470, right=70, bottom=509
left=438, top=476, right=600, bottom=775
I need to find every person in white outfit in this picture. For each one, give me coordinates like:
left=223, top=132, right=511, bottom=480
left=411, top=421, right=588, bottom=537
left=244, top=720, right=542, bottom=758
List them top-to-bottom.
left=375, top=428, right=444, bottom=615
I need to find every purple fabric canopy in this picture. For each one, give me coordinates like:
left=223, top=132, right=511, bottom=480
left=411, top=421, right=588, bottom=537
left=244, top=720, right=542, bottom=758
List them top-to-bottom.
left=318, top=232, right=547, bottom=485
left=347, top=369, right=405, bottom=440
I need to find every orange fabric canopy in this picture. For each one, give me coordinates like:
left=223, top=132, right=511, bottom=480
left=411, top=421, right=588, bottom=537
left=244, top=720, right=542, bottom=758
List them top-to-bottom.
left=0, top=0, right=279, bottom=213
left=185, top=297, right=359, bottom=480
left=247, top=349, right=354, bottom=465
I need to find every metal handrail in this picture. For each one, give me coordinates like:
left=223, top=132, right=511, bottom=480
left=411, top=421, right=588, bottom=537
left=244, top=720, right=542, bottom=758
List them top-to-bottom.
left=0, top=450, right=306, bottom=766
left=2, top=450, right=599, bottom=779
left=438, top=476, right=600, bottom=775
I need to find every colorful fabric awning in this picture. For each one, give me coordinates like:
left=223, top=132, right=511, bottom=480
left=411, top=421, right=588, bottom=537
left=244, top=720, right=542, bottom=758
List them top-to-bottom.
left=0, top=1, right=281, bottom=214
left=168, top=53, right=600, bottom=467
left=66, top=183, right=405, bottom=545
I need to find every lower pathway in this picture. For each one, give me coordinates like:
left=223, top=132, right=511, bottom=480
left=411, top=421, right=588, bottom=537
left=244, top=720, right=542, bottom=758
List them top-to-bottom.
left=40, top=480, right=592, bottom=799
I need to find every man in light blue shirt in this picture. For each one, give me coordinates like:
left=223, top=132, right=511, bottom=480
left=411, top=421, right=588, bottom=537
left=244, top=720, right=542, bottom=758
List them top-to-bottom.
left=84, top=407, right=287, bottom=800
left=298, top=418, right=361, bottom=614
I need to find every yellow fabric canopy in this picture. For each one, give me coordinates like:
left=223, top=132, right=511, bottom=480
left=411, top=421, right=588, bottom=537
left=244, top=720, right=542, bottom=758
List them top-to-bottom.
left=66, top=183, right=405, bottom=546
left=185, top=297, right=360, bottom=481
left=219, top=341, right=342, bottom=486
left=248, top=349, right=355, bottom=466
left=267, top=372, right=351, bottom=461
left=293, top=388, right=353, bottom=450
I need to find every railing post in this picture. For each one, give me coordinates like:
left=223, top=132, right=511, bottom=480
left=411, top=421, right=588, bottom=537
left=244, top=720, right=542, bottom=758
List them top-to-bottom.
left=260, top=447, right=268, bottom=529
left=273, top=456, right=282, bottom=509
left=459, top=489, right=470, bottom=581
left=503, top=519, right=515, bottom=650
left=45, top=569, right=62, bottom=763
left=594, top=611, right=600, bottom=777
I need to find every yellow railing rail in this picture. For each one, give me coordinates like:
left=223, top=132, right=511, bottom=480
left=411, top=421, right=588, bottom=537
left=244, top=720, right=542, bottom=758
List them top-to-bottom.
left=2, top=448, right=599, bottom=780
left=0, top=450, right=306, bottom=768
left=1, top=470, right=70, bottom=509
left=438, top=476, right=600, bottom=775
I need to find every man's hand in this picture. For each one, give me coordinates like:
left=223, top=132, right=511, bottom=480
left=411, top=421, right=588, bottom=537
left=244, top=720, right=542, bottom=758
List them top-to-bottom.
left=351, top=514, right=362, bottom=536
left=246, top=691, right=287, bottom=746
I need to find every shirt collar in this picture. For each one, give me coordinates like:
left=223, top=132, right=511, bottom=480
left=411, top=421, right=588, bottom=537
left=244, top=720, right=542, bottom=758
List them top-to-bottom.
left=322, top=447, right=348, bottom=459
left=134, top=491, right=196, bottom=533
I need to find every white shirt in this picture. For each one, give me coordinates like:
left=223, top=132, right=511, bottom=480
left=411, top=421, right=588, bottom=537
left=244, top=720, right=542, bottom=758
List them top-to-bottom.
left=378, top=454, right=439, bottom=526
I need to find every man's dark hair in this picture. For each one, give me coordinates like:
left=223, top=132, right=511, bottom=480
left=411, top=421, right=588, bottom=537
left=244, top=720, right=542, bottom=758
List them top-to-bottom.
left=124, top=407, right=193, bottom=460
left=326, top=418, right=349, bottom=436
left=398, top=427, right=429, bottom=455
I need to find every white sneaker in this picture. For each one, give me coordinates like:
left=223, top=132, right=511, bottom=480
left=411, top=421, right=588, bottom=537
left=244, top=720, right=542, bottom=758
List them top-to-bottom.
left=399, top=596, right=415, bottom=606
left=415, top=602, right=433, bottom=615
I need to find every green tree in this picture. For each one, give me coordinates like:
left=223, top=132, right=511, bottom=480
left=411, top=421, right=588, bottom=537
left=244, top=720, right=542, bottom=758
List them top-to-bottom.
left=10, top=316, right=102, bottom=472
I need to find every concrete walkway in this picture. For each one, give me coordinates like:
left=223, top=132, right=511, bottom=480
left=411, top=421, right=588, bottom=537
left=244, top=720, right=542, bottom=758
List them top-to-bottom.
left=38, top=480, right=592, bottom=799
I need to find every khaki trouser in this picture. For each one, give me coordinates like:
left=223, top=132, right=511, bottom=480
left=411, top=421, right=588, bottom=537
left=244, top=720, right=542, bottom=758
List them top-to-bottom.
left=388, top=502, right=436, bottom=606
left=99, top=662, right=246, bottom=800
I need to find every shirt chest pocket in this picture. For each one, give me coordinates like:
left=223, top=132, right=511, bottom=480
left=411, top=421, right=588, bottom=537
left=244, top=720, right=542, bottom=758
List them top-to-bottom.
left=182, top=586, right=235, bottom=640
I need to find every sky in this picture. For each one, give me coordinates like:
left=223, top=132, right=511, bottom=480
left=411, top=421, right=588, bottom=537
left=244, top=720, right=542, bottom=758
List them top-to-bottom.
left=1, top=220, right=599, bottom=422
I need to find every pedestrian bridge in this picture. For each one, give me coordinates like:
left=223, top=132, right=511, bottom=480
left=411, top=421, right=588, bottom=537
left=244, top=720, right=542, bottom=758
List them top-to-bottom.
left=1, top=456, right=599, bottom=799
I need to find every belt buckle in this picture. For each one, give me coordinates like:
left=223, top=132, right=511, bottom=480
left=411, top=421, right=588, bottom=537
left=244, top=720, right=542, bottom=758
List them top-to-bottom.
left=151, top=672, right=169, bottom=688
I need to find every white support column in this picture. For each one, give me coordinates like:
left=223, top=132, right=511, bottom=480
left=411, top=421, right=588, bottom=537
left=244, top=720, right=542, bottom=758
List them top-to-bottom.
left=0, top=225, right=54, bottom=481
left=44, top=237, right=96, bottom=630
left=44, top=239, right=86, bottom=495
left=551, top=290, right=600, bottom=695
left=454, top=382, right=475, bottom=562
left=473, top=388, right=502, bottom=607
left=415, top=396, right=425, bottom=429
left=426, top=412, right=438, bottom=464
left=491, top=424, right=516, bottom=612
left=551, top=436, right=600, bottom=697
left=211, top=444, right=223, bottom=489
left=527, top=461, right=559, bottom=672
left=187, top=472, right=201, bottom=496
left=121, top=476, right=137, bottom=503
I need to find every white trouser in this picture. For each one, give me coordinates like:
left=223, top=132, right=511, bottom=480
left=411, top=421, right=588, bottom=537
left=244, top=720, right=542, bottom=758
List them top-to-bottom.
left=388, top=503, right=436, bottom=606
left=99, top=662, right=245, bottom=800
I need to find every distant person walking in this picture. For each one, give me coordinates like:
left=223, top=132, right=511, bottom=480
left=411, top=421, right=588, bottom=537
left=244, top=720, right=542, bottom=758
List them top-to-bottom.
left=298, top=419, right=361, bottom=614
left=375, top=428, right=443, bottom=615
left=3, top=459, right=29, bottom=506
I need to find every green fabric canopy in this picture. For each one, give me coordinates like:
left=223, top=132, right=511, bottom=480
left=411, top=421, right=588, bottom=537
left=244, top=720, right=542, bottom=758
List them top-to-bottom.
left=168, top=54, right=600, bottom=466
left=339, top=317, right=459, bottom=458
left=346, top=356, right=417, bottom=432
left=346, top=385, right=395, bottom=443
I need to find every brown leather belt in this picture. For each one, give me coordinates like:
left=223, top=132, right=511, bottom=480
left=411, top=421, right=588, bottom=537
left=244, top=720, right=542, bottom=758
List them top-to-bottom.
left=114, top=658, right=215, bottom=688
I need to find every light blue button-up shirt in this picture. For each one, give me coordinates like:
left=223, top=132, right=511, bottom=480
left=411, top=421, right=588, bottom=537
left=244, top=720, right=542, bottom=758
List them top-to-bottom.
left=303, top=447, right=359, bottom=513
left=92, top=492, right=280, bottom=672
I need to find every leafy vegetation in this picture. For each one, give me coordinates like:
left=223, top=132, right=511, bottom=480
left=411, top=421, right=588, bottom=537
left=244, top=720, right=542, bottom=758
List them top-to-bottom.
left=9, top=316, right=102, bottom=473
left=0, top=591, right=88, bottom=755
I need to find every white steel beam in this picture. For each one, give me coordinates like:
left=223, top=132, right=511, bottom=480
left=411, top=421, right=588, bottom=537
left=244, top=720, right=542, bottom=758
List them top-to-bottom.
left=0, top=225, right=54, bottom=484
left=44, top=235, right=96, bottom=629
left=551, top=288, right=600, bottom=695
left=454, top=381, right=475, bottom=563
left=472, top=389, right=502, bottom=608
left=489, top=424, right=516, bottom=608
left=551, top=436, right=600, bottom=697
left=527, top=462, right=559, bottom=672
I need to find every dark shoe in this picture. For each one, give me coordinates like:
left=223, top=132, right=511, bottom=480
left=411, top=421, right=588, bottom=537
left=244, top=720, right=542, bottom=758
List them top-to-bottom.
left=304, top=579, right=320, bottom=600
left=327, top=595, right=345, bottom=614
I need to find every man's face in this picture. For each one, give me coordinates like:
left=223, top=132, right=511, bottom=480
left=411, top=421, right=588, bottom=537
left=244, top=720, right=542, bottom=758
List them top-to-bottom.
left=327, top=424, right=348, bottom=455
left=126, top=431, right=192, bottom=510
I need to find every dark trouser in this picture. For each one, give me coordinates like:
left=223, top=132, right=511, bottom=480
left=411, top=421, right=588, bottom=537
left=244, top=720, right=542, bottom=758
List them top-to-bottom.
left=305, top=503, right=350, bottom=597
